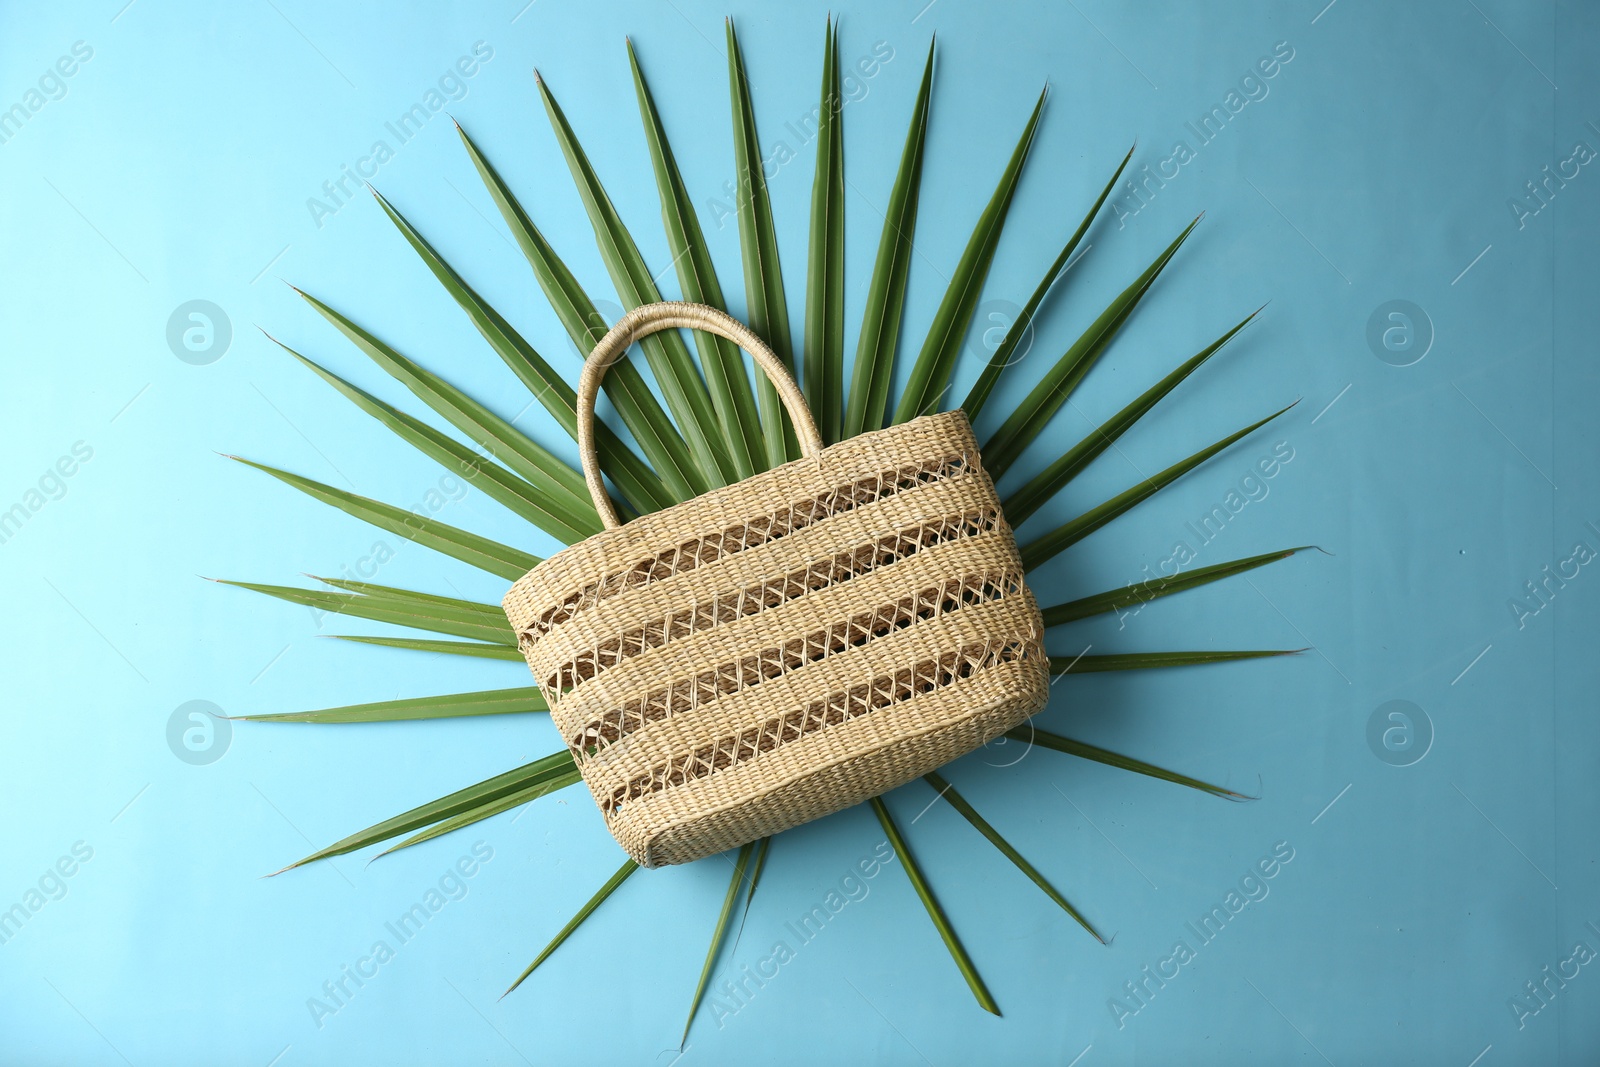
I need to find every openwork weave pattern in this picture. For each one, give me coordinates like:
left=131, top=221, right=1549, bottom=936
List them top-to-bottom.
left=502, top=302, right=1049, bottom=867
left=517, top=452, right=970, bottom=652
left=540, top=509, right=1003, bottom=696
left=562, top=568, right=1026, bottom=753
left=604, top=638, right=1035, bottom=815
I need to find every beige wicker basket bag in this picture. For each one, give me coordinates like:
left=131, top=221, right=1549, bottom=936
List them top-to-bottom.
left=502, top=301, right=1050, bottom=867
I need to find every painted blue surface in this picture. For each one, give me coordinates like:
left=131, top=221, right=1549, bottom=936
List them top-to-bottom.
left=0, top=1, right=1594, bottom=1063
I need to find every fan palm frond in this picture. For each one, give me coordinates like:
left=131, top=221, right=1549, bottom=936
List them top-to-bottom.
left=224, top=17, right=1310, bottom=1032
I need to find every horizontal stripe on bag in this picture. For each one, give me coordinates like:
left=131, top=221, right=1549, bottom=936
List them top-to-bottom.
left=512, top=452, right=971, bottom=650
left=525, top=469, right=1003, bottom=689
left=541, top=509, right=1004, bottom=695
left=564, top=569, right=1027, bottom=754
left=572, top=592, right=1040, bottom=805
left=603, top=639, right=1039, bottom=816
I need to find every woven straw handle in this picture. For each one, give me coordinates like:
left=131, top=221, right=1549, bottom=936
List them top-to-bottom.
left=577, top=301, right=824, bottom=528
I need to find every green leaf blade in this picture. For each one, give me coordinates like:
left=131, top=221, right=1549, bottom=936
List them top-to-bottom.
left=804, top=16, right=846, bottom=445
left=727, top=17, right=800, bottom=466
left=628, top=39, right=766, bottom=478
left=845, top=39, right=934, bottom=439
left=537, top=72, right=736, bottom=491
left=893, top=84, right=1047, bottom=425
left=455, top=121, right=692, bottom=510
left=962, top=144, right=1135, bottom=420
left=369, top=188, right=578, bottom=434
left=983, top=216, right=1202, bottom=479
left=292, top=288, right=604, bottom=538
left=1004, top=308, right=1260, bottom=525
left=280, top=342, right=596, bottom=544
left=1020, top=402, right=1295, bottom=569
left=227, top=456, right=539, bottom=581
left=1040, top=547, right=1313, bottom=627
left=310, top=577, right=506, bottom=622
left=215, top=578, right=512, bottom=645
left=328, top=635, right=523, bottom=661
left=1050, top=649, right=1301, bottom=674
left=240, top=685, right=547, bottom=724
left=1010, top=725, right=1252, bottom=800
left=273, top=751, right=578, bottom=871
left=378, top=771, right=580, bottom=858
left=922, top=771, right=1102, bottom=943
left=871, top=796, right=999, bottom=1015
left=737, top=836, right=771, bottom=934
left=682, top=843, right=756, bottom=1045
left=504, top=859, right=639, bottom=997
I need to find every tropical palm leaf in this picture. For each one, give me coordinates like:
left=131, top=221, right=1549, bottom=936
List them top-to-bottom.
left=804, top=16, right=846, bottom=445
left=228, top=17, right=1311, bottom=1036
left=726, top=17, right=800, bottom=466
left=628, top=39, right=767, bottom=477
left=844, top=39, right=934, bottom=438
left=537, top=71, right=738, bottom=491
left=892, top=85, right=1046, bottom=425
left=456, top=121, right=694, bottom=508
left=962, top=144, right=1133, bottom=419
left=982, top=216, right=1201, bottom=479
left=292, top=289, right=603, bottom=535
left=1002, top=308, right=1261, bottom=525
left=274, top=340, right=598, bottom=544
left=1020, top=403, right=1296, bottom=570
left=225, top=456, right=538, bottom=580
left=1040, top=546, right=1314, bottom=627
left=313, top=576, right=507, bottom=621
left=213, top=578, right=513, bottom=644
left=328, top=636, right=523, bottom=661
left=1051, top=648, right=1299, bottom=674
left=241, top=686, right=546, bottom=724
left=1007, top=724, right=1253, bottom=799
left=270, top=751, right=579, bottom=871
left=922, top=771, right=1102, bottom=942
left=374, top=783, right=557, bottom=856
left=872, top=796, right=999, bottom=1015
left=737, top=836, right=771, bottom=933
left=682, top=843, right=757, bottom=1045
left=504, top=859, right=638, bottom=998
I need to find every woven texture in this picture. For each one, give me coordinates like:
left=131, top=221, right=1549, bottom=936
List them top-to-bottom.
left=502, top=302, right=1049, bottom=867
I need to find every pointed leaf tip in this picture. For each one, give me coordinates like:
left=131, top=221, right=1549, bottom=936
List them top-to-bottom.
left=1221, top=777, right=1262, bottom=802
left=871, top=797, right=1000, bottom=1014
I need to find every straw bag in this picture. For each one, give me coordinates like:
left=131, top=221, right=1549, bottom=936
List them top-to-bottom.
left=502, top=302, right=1050, bottom=867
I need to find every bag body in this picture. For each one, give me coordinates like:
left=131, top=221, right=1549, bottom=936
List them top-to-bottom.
left=502, top=303, right=1048, bottom=866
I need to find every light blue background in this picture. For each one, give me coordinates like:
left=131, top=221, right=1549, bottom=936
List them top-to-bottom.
left=0, top=1, right=1594, bottom=1063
